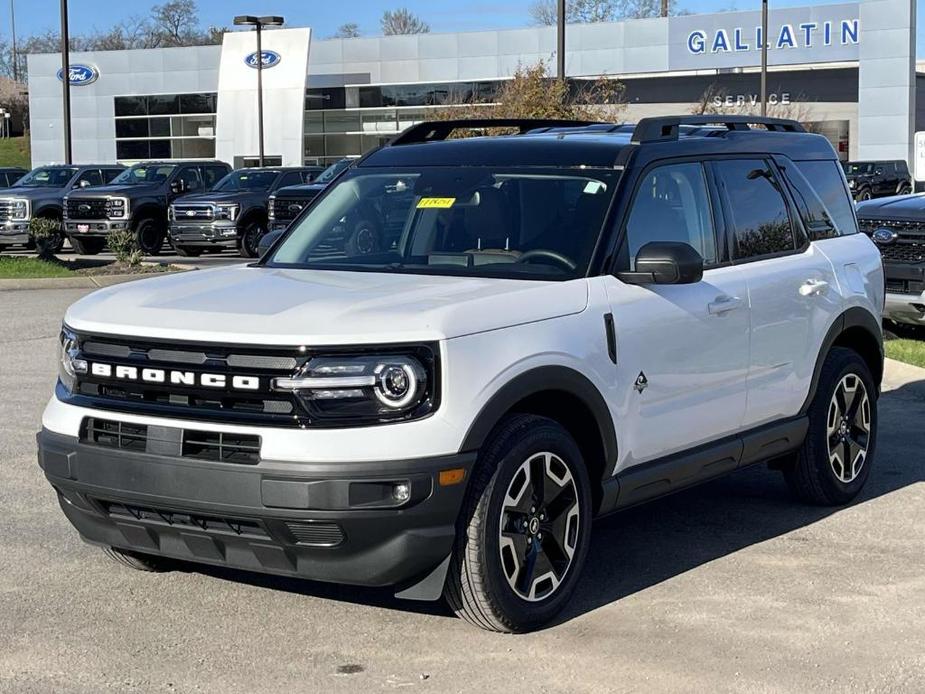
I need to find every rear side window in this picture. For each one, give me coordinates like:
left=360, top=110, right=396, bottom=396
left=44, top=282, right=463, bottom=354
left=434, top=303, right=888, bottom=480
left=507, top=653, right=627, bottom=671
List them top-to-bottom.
left=714, top=159, right=796, bottom=260
left=788, top=160, right=858, bottom=238
left=202, top=166, right=229, bottom=190
left=102, top=168, right=123, bottom=183
left=279, top=171, right=304, bottom=188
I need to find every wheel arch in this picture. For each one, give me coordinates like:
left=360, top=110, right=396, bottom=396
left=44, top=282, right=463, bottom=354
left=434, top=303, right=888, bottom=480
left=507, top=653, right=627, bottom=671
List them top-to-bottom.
left=132, top=202, right=166, bottom=225
left=33, top=203, right=62, bottom=220
left=238, top=205, right=268, bottom=230
left=802, top=306, right=884, bottom=414
left=459, top=366, right=618, bottom=514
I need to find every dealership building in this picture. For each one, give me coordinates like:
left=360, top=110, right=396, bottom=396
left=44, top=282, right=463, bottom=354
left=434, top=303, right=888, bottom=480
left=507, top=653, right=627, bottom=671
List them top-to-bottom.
left=26, top=0, right=918, bottom=171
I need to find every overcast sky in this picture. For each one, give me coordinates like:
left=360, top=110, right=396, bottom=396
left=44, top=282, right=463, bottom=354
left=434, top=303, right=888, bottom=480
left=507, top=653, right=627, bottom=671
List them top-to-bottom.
left=4, top=0, right=924, bottom=56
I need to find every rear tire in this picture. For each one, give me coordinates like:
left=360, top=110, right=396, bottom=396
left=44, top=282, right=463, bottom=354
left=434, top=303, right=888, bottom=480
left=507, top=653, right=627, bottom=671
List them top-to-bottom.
left=856, top=188, right=873, bottom=202
left=135, top=217, right=164, bottom=256
left=70, top=236, right=105, bottom=255
left=175, top=245, right=203, bottom=257
left=784, top=347, right=877, bottom=506
left=444, top=414, right=592, bottom=633
left=102, top=546, right=171, bottom=572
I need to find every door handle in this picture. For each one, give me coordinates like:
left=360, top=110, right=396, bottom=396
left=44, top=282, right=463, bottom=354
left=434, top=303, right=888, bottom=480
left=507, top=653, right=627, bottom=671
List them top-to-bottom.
left=799, top=279, right=829, bottom=297
left=707, top=295, right=743, bottom=315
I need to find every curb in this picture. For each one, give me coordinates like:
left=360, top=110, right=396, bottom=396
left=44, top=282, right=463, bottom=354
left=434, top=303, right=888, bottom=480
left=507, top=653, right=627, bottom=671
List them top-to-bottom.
left=0, top=267, right=191, bottom=291
left=883, top=357, right=925, bottom=393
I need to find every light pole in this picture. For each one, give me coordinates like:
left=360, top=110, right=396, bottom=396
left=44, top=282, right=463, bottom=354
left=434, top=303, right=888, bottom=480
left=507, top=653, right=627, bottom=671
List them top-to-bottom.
left=9, top=0, right=18, bottom=82
left=60, top=0, right=72, bottom=163
left=556, top=0, right=565, bottom=81
left=760, top=0, right=768, bottom=117
left=233, top=15, right=284, bottom=167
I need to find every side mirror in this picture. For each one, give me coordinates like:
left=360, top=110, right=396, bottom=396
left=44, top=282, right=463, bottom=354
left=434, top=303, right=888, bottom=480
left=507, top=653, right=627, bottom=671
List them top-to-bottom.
left=875, top=168, right=884, bottom=176
left=78, top=179, right=91, bottom=188
left=170, top=180, right=185, bottom=194
left=617, top=242, right=704, bottom=285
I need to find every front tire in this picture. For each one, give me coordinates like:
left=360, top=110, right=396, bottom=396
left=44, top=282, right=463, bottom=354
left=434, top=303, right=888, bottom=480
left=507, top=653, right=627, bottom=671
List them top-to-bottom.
left=856, top=188, right=873, bottom=202
left=135, top=217, right=165, bottom=256
left=239, top=220, right=266, bottom=258
left=70, top=236, right=105, bottom=255
left=784, top=347, right=877, bottom=506
left=444, top=414, right=592, bottom=633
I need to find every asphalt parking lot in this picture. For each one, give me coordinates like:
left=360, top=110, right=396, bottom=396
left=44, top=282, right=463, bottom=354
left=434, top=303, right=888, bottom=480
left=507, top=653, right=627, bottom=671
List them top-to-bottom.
left=1, top=287, right=924, bottom=693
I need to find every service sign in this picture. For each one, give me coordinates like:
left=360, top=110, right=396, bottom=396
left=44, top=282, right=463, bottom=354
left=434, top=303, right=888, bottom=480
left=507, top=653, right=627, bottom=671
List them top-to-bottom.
left=668, top=3, right=860, bottom=71
left=244, top=50, right=282, bottom=69
left=56, top=64, right=99, bottom=86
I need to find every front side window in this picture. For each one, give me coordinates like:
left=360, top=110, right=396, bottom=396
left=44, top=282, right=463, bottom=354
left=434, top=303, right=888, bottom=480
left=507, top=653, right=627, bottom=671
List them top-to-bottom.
left=715, top=159, right=796, bottom=260
left=623, top=162, right=717, bottom=268
left=112, top=164, right=176, bottom=185
left=14, top=166, right=78, bottom=187
left=176, top=166, right=202, bottom=192
left=268, top=167, right=616, bottom=280
left=76, top=170, right=103, bottom=187
left=213, top=170, right=279, bottom=192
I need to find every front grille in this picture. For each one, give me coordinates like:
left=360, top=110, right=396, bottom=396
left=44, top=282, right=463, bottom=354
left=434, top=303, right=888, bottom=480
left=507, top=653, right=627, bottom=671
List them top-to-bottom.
left=273, top=194, right=317, bottom=221
left=66, top=197, right=108, bottom=220
left=0, top=199, right=15, bottom=223
left=172, top=204, right=214, bottom=221
left=859, top=218, right=925, bottom=265
left=69, top=336, right=307, bottom=427
left=81, top=417, right=262, bottom=464
left=101, top=500, right=270, bottom=539
left=284, top=521, right=346, bottom=547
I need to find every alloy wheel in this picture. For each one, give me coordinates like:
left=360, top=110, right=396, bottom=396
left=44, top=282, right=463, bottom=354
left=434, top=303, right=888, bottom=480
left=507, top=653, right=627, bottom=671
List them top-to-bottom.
left=827, top=373, right=871, bottom=484
left=498, top=452, right=580, bottom=602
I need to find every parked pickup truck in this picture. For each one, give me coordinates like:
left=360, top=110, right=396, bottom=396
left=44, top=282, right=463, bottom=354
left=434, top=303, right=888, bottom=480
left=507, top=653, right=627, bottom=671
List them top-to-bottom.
left=267, top=159, right=352, bottom=235
left=63, top=160, right=231, bottom=255
left=0, top=164, right=124, bottom=253
left=168, top=167, right=322, bottom=257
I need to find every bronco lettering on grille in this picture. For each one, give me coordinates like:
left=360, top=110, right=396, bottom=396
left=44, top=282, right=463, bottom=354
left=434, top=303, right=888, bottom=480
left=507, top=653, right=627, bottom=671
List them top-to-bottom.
left=89, top=362, right=260, bottom=390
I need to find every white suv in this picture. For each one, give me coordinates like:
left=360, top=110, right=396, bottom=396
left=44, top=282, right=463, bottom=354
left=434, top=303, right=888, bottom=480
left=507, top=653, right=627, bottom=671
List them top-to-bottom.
left=38, top=117, right=884, bottom=633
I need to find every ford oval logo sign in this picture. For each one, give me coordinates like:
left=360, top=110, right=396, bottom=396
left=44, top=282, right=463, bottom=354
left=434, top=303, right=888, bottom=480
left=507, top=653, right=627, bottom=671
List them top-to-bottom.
left=244, top=51, right=281, bottom=69
left=56, top=64, right=99, bottom=86
left=872, top=228, right=897, bottom=245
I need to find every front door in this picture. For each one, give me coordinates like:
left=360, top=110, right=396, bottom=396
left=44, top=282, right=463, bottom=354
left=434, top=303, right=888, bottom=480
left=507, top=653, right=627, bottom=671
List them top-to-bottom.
left=604, top=160, right=750, bottom=468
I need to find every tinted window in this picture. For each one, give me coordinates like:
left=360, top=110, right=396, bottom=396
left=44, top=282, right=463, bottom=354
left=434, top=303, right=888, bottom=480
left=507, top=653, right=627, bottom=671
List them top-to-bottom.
left=147, top=94, right=180, bottom=115
left=114, top=96, right=146, bottom=117
left=115, top=119, right=148, bottom=138
left=116, top=140, right=149, bottom=160
left=715, top=159, right=796, bottom=260
left=790, top=161, right=858, bottom=238
left=624, top=162, right=717, bottom=268
left=177, top=166, right=202, bottom=192
left=202, top=166, right=228, bottom=190
left=13, top=167, right=78, bottom=187
left=102, top=168, right=124, bottom=183
left=76, top=170, right=103, bottom=187
left=213, top=170, right=279, bottom=191
left=279, top=171, right=305, bottom=187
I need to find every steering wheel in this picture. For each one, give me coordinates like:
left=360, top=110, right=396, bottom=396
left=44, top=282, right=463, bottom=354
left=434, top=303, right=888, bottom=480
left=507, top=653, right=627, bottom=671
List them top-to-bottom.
left=517, top=249, right=577, bottom=272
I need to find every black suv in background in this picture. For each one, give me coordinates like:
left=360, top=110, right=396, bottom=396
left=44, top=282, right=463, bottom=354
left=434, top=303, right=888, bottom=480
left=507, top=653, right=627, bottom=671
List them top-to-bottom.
left=267, top=159, right=352, bottom=235
left=63, top=160, right=231, bottom=255
left=842, top=160, right=912, bottom=201
left=0, top=164, right=124, bottom=253
left=0, top=167, right=28, bottom=187
left=168, top=167, right=322, bottom=257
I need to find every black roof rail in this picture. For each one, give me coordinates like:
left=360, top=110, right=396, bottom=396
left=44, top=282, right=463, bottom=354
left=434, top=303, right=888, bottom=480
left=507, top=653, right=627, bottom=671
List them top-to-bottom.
left=631, top=115, right=805, bottom=144
left=388, top=118, right=603, bottom=146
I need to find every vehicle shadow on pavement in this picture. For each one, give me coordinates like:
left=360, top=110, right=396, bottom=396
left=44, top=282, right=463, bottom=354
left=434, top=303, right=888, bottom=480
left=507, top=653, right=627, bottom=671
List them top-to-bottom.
left=177, top=380, right=925, bottom=628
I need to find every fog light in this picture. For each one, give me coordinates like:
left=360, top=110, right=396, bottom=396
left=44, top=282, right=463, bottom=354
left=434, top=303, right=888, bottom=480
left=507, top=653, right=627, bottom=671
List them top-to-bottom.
left=392, top=482, right=411, bottom=503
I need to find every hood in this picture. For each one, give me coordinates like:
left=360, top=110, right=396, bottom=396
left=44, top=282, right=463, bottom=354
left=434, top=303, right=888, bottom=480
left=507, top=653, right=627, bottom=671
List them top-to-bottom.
left=69, top=183, right=162, bottom=198
left=0, top=186, right=66, bottom=200
left=173, top=191, right=259, bottom=204
left=856, top=193, right=925, bottom=220
left=64, top=265, right=589, bottom=345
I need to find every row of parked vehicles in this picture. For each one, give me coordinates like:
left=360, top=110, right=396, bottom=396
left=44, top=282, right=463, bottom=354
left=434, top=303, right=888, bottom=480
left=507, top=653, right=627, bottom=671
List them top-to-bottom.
left=0, top=159, right=352, bottom=258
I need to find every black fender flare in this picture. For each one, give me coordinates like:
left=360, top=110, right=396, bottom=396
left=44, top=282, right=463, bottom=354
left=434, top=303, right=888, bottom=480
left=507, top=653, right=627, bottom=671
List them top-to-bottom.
left=33, top=204, right=62, bottom=220
left=237, top=205, right=268, bottom=233
left=801, top=306, right=883, bottom=413
left=458, top=365, right=618, bottom=480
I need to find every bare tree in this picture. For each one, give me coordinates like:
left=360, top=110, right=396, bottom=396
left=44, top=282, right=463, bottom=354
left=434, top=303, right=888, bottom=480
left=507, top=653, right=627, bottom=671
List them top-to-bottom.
left=150, top=0, right=200, bottom=47
left=529, top=0, right=681, bottom=25
left=380, top=8, right=430, bottom=35
left=332, top=23, right=362, bottom=39
left=691, top=85, right=824, bottom=132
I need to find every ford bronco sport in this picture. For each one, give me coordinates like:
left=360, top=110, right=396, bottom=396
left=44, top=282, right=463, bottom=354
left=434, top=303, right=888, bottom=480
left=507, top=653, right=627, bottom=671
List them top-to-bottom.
left=38, top=116, right=883, bottom=633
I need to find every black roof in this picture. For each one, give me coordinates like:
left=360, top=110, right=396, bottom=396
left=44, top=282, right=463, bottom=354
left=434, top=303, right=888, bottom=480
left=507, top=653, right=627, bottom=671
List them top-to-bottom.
left=362, top=117, right=837, bottom=169
left=128, top=160, right=230, bottom=166
left=231, top=166, right=323, bottom=173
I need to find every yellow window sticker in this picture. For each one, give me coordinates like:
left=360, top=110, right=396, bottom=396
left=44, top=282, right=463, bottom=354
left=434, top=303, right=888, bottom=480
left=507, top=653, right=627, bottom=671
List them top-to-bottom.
left=417, top=197, right=456, bottom=209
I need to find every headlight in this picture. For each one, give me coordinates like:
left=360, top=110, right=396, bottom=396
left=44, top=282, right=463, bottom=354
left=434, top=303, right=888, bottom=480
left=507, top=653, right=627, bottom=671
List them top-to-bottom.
left=267, top=195, right=276, bottom=220
left=106, top=197, right=128, bottom=219
left=10, top=198, right=30, bottom=221
left=214, top=203, right=239, bottom=221
left=57, top=326, right=87, bottom=394
left=272, top=348, right=437, bottom=424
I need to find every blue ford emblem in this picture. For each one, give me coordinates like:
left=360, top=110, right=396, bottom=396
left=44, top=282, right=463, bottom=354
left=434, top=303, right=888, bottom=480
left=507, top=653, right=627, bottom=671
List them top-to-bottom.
left=244, top=51, right=281, bottom=69
left=56, top=64, right=99, bottom=86
left=872, top=228, right=897, bottom=245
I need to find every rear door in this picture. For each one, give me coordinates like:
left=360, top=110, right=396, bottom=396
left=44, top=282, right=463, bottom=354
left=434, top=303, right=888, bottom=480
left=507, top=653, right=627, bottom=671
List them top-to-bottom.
left=713, top=157, right=841, bottom=428
left=603, top=159, right=751, bottom=465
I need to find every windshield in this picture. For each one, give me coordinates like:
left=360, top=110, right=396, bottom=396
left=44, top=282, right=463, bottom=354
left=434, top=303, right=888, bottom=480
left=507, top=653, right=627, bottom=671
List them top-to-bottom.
left=315, top=159, right=351, bottom=184
left=842, top=162, right=875, bottom=175
left=112, top=164, right=177, bottom=185
left=13, top=166, right=78, bottom=187
left=267, top=167, right=616, bottom=280
left=213, top=170, right=279, bottom=192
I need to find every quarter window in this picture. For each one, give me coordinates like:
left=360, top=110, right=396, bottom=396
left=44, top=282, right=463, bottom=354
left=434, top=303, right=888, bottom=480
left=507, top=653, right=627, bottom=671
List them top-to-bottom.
left=714, top=159, right=796, bottom=260
left=791, top=161, right=858, bottom=237
left=624, top=162, right=718, bottom=268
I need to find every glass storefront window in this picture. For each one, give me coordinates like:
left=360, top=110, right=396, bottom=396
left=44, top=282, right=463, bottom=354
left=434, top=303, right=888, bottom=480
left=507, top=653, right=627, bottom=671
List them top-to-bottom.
left=323, top=111, right=362, bottom=133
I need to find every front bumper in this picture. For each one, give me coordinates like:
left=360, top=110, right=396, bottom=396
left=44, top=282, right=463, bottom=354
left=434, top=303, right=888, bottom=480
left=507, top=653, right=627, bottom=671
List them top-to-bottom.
left=64, top=219, right=130, bottom=237
left=0, top=220, right=30, bottom=245
left=169, top=221, right=239, bottom=247
left=884, top=292, right=925, bottom=325
left=38, top=427, right=473, bottom=593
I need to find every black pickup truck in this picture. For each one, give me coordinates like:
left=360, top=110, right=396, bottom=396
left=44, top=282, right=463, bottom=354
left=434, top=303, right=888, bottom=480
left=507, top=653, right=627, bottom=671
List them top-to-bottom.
left=267, top=159, right=353, bottom=235
left=62, top=160, right=231, bottom=255
left=0, top=164, right=124, bottom=253
left=168, top=166, right=322, bottom=257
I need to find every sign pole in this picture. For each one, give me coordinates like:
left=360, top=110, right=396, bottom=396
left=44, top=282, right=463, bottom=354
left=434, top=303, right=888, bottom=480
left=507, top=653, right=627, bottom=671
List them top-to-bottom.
left=60, top=0, right=72, bottom=164
left=760, top=0, right=768, bottom=117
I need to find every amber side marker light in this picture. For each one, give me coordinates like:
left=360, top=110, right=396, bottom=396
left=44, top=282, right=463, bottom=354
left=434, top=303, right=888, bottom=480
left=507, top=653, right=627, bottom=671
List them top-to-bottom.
left=439, top=468, right=466, bottom=487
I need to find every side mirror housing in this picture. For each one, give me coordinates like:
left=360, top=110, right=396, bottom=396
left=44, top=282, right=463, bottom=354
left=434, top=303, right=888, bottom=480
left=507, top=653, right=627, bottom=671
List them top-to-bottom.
left=78, top=179, right=91, bottom=188
left=170, top=180, right=185, bottom=194
left=617, top=241, right=704, bottom=285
